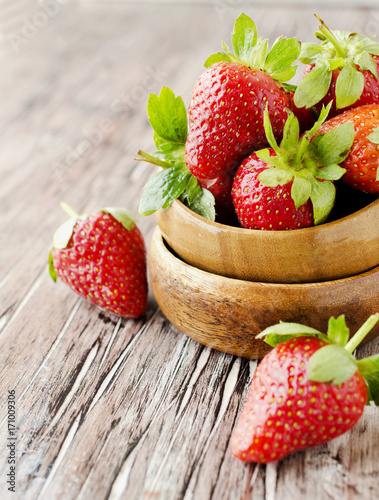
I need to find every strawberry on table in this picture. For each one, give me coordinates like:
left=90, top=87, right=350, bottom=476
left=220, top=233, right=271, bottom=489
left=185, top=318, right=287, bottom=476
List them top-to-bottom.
left=185, top=13, right=300, bottom=183
left=294, top=14, right=379, bottom=116
left=232, top=102, right=354, bottom=230
left=317, top=104, right=379, bottom=193
left=49, top=203, right=147, bottom=318
left=231, top=314, right=379, bottom=463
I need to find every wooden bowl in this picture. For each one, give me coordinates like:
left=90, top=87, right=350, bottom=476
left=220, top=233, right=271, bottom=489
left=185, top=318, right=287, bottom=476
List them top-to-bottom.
left=156, top=197, right=379, bottom=284
left=149, top=226, right=379, bottom=359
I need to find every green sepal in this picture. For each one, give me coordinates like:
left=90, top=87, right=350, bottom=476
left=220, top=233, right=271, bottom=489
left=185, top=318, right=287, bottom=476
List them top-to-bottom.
left=231, top=13, right=258, bottom=66
left=264, top=37, right=300, bottom=81
left=249, top=38, right=269, bottom=71
left=299, top=42, right=323, bottom=64
left=354, top=51, right=378, bottom=79
left=204, top=52, right=232, bottom=68
left=329, top=57, right=345, bottom=71
left=294, top=61, right=332, bottom=109
left=335, top=62, right=364, bottom=109
left=147, top=87, right=187, bottom=144
left=281, top=110, right=299, bottom=151
left=315, top=122, right=355, bottom=165
left=367, top=127, right=379, bottom=144
left=315, top=163, right=346, bottom=181
left=257, top=167, right=294, bottom=187
left=291, top=176, right=312, bottom=209
left=309, top=178, right=336, bottom=225
left=184, top=188, right=216, bottom=221
left=101, top=207, right=136, bottom=231
left=52, top=217, right=77, bottom=249
left=48, top=250, right=57, bottom=282
left=326, top=315, right=350, bottom=346
left=256, top=322, right=323, bottom=348
left=308, top=344, right=358, bottom=385
left=356, top=354, right=379, bottom=405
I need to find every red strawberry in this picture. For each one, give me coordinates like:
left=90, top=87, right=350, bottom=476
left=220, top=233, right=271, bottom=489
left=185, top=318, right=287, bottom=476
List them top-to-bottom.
left=185, top=14, right=300, bottom=191
left=294, top=14, right=379, bottom=116
left=232, top=103, right=354, bottom=230
left=317, top=104, right=379, bottom=193
left=49, top=203, right=147, bottom=318
left=231, top=314, right=379, bottom=463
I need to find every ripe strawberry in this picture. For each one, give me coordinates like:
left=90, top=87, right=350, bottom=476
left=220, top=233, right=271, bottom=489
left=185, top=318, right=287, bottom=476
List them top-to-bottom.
left=185, top=14, right=300, bottom=185
left=294, top=14, right=379, bottom=116
left=232, top=103, right=354, bottom=230
left=317, top=104, right=379, bottom=193
left=49, top=203, right=147, bottom=318
left=231, top=314, right=379, bottom=463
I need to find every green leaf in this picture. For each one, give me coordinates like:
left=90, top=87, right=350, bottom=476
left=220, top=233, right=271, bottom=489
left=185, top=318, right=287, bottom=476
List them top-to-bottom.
left=231, top=13, right=258, bottom=65
left=352, top=34, right=379, bottom=57
left=264, top=37, right=300, bottom=75
left=249, top=38, right=269, bottom=71
left=299, top=42, right=323, bottom=64
left=354, top=51, right=378, bottom=79
left=204, top=52, right=232, bottom=68
left=329, top=57, right=345, bottom=71
left=294, top=61, right=332, bottom=109
left=335, top=62, right=364, bottom=109
left=269, top=66, right=297, bottom=83
left=282, top=83, right=298, bottom=93
left=147, top=87, right=188, bottom=144
left=307, top=102, right=332, bottom=137
left=263, top=107, right=280, bottom=153
left=280, top=110, right=299, bottom=151
left=315, top=122, right=354, bottom=165
left=367, top=127, right=379, bottom=145
left=255, top=149, right=286, bottom=169
left=316, top=163, right=346, bottom=181
left=139, top=165, right=192, bottom=216
left=257, top=167, right=294, bottom=187
left=183, top=174, right=203, bottom=206
left=291, top=175, right=312, bottom=209
left=310, top=178, right=336, bottom=225
left=186, top=188, right=216, bottom=221
left=101, top=207, right=136, bottom=231
left=52, top=217, right=77, bottom=249
left=48, top=250, right=57, bottom=282
left=327, top=315, right=350, bottom=346
left=256, top=321, right=323, bottom=341
left=308, top=345, right=358, bottom=385
left=356, top=354, right=379, bottom=405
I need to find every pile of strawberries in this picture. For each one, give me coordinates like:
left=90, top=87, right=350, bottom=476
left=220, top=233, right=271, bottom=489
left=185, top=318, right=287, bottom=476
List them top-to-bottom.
left=48, top=13, right=379, bottom=466
left=138, top=13, right=379, bottom=228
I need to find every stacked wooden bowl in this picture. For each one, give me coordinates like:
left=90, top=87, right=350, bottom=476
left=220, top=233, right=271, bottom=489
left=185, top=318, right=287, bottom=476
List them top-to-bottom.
left=149, top=198, right=379, bottom=359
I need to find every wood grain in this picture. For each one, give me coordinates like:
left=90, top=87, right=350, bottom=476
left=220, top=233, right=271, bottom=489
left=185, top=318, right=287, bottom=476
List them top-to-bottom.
left=0, top=3, right=378, bottom=500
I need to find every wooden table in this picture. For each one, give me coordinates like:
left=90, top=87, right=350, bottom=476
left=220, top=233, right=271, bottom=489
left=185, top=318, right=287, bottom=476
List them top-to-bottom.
left=0, top=2, right=378, bottom=499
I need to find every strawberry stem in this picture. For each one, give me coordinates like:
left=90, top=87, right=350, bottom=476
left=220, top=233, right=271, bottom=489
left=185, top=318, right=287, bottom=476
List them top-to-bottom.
left=314, top=13, right=347, bottom=59
left=60, top=202, right=80, bottom=219
left=344, top=314, right=379, bottom=354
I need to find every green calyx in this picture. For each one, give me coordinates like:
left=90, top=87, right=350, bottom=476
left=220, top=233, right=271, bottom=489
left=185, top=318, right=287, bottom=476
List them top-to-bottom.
left=204, top=13, right=300, bottom=85
left=294, top=13, right=379, bottom=109
left=136, top=87, right=216, bottom=221
left=255, top=102, right=354, bottom=225
left=367, top=127, right=379, bottom=181
left=257, top=313, right=379, bottom=404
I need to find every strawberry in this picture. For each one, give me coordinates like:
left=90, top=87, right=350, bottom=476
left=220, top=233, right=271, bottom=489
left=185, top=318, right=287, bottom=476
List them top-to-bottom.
left=185, top=14, right=300, bottom=183
left=294, top=14, right=379, bottom=116
left=232, top=103, right=354, bottom=230
left=317, top=104, right=379, bottom=193
left=49, top=203, right=147, bottom=318
left=231, top=314, right=379, bottom=463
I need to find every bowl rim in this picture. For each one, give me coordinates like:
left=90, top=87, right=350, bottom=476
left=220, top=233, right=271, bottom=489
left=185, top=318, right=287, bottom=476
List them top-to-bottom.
left=170, top=196, right=379, bottom=236
left=156, top=226, right=379, bottom=288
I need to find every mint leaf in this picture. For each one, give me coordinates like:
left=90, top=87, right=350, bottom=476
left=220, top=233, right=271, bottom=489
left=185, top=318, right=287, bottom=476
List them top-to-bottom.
left=231, top=13, right=258, bottom=65
left=264, top=37, right=300, bottom=75
left=204, top=52, right=232, bottom=68
left=294, top=61, right=332, bottom=109
left=335, top=62, right=364, bottom=109
left=147, top=88, right=187, bottom=144
left=316, top=122, right=354, bottom=165
left=139, top=165, right=192, bottom=216
left=291, top=175, right=312, bottom=209
left=310, top=178, right=336, bottom=225
left=186, top=188, right=216, bottom=221
left=48, top=250, right=57, bottom=282
left=327, top=315, right=350, bottom=346
left=308, top=345, right=358, bottom=385
left=356, top=354, right=379, bottom=405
